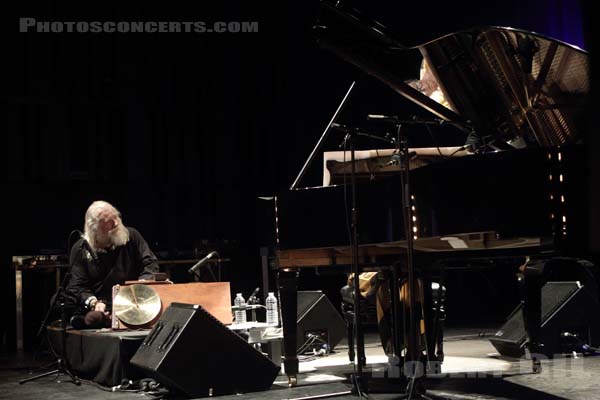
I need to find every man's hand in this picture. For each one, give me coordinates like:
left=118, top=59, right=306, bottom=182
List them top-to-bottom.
left=518, top=257, right=530, bottom=273
left=94, top=301, right=107, bottom=313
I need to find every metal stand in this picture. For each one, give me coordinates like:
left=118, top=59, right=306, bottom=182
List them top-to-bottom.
left=388, top=119, right=443, bottom=400
left=399, top=119, right=420, bottom=397
left=289, top=127, right=367, bottom=400
left=346, top=129, right=368, bottom=397
left=20, top=268, right=80, bottom=386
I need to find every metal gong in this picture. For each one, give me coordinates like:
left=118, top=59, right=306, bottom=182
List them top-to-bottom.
left=113, top=284, right=162, bottom=326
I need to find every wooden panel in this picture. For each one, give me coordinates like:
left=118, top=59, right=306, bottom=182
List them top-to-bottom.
left=276, top=231, right=542, bottom=268
left=112, top=282, right=232, bottom=329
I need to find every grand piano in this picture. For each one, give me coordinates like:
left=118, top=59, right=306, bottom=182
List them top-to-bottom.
left=273, top=1, right=590, bottom=385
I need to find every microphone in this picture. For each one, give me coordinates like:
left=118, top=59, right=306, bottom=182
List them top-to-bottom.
left=367, top=114, right=397, bottom=121
left=369, top=114, right=450, bottom=126
left=411, top=115, right=443, bottom=125
left=438, top=119, right=474, bottom=134
left=331, top=122, right=361, bottom=132
left=383, top=151, right=417, bottom=167
left=79, top=235, right=99, bottom=262
left=188, top=251, right=219, bottom=275
left=247, top=287, right=260, bottom=304
left=561, top=331, right=578, bottom=338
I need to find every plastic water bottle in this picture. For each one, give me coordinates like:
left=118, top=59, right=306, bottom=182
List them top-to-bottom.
left=266, top=292, right=279, bottom=326
left=234, top=293, right=246, bottom=324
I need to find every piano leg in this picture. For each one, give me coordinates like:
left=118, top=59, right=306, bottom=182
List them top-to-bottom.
left=278, top=268, right=299, bottom=386
left=422, top=275, right=445, bottom=371
left=432, top=276, right=446, bottom=363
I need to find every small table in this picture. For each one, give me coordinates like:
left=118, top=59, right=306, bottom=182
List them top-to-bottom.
left=12, top=255, right=70, bottom=351
left=228, top=321, right=283, bottom=369
left=47, top=326, right=148, bottom=387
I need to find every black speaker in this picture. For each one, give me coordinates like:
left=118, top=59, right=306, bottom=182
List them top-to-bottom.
left=489, top=281, right=600, bottom=357
left=296, top=291, right=346, bottom=352
left=130, top=303, right=280, bottom=397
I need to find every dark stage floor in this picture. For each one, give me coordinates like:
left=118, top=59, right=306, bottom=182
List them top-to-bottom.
left=2, top=327, right=599, bottom=400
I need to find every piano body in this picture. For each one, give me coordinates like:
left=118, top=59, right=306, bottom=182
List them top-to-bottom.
left=273, top=1, right=590, bottom=384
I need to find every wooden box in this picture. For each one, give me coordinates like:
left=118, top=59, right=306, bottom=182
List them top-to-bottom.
left=111, top=281, right=232, bottom=329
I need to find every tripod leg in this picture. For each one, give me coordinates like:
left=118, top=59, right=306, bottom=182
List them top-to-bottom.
left=19, top=358, right=81, bottom=385
left=57, top=359, right=81, bottom=385
left=19, top=364, right=60, bottom=384
left=350, top=372, right=369, bottom=399
left=406, top=376, right=416, bottom=399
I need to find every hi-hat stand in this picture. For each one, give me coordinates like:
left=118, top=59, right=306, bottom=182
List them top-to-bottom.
left=20, top=257, right=80, bottom=386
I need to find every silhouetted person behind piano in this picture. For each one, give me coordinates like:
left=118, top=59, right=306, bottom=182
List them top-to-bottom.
left=409, top=58, right=452, bottom=110
left=65, top=200, right=159, bottom=329
left=342, top=271, right=436, bottom=363
left=341, top=272, right=394, bottom=355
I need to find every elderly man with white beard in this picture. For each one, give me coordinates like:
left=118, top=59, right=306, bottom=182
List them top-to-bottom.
left=66, top=200, right=159, bottom=329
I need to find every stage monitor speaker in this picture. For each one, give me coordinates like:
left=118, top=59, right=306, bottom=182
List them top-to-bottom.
left=489, top=281, right=600, bottom=357
left=296, top=290, right=346, bottom=352
left=130, top=303, right=279, bottom=397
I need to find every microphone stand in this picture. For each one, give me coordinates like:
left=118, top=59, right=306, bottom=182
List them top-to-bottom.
left=388, top=118, right=444, bottom=400
left=397, top=120, right=420, bottom=398
left=296, top=127, right=369, bottom=400
left=330, top=127, right=368, bottom=397
left=347, top=129, right=367, bottom=395
left=189, top=253, right=219, bottom=282
left=20, top=257, right=80, bottom=386
left=191, top=263, right=218, bottom=282
left=247, top=288, right=260, bottom=322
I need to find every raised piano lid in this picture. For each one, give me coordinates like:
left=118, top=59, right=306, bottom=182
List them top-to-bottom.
left=315, top=1, right=589, bottom=151
left=271, top=2, right=589, bottom=254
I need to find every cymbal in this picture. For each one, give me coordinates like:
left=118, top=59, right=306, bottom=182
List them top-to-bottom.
left=113, top=284, right=162, bottom=326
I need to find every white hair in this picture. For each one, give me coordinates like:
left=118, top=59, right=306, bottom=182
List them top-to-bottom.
left=83, top=200, right=130, bottom=251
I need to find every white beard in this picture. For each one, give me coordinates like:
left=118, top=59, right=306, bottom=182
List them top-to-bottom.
left=94, top=225, right=130, bottom=250
left=110, top=225, right=130, bottom=247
